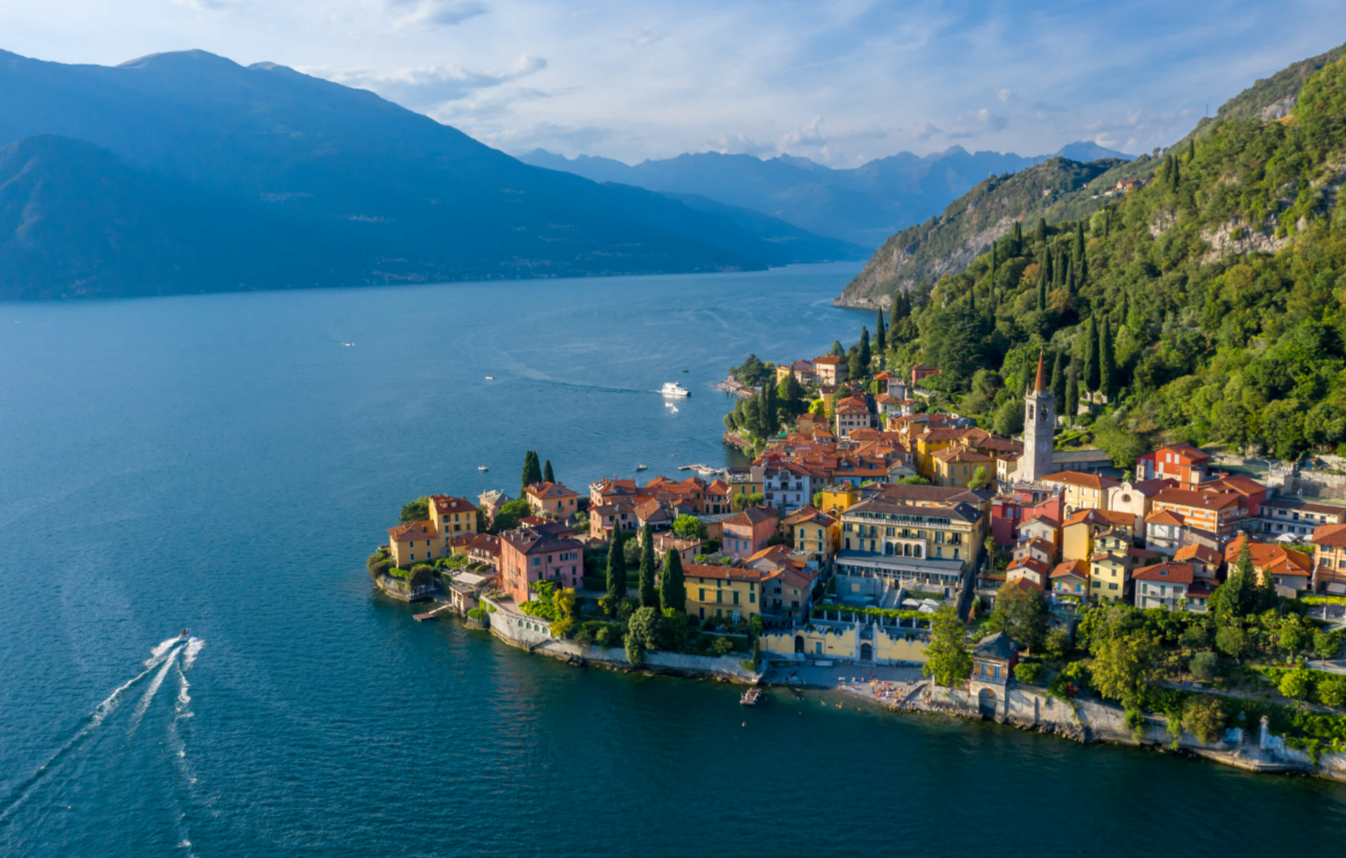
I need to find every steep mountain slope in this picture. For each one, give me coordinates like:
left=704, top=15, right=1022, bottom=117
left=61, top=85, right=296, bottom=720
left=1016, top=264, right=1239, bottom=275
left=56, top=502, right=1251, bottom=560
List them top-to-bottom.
left=840, top=40, right=1346, bottom=308
left=0, top=49, right=860, bottom=300
left=884, top=53, right=1346, bottom=463
left=519, top=143, right=1132, bottom=247
left=838, top=157, right=1139, bottom=306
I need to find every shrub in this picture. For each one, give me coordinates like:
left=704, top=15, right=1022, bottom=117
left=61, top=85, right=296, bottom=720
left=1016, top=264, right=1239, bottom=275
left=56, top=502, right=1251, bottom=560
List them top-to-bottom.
left=466, top=607, right=488, bottom=623
left=625, top=634, right=645, bottom=666
left=712, top=637, right=734, bottom=656
left=1189, top=651, right=1219, bottom=682
left=1014, top=662, right=1047, bottom=686
left=1279, top=668, right=1315, bottom=701
left=1319, top=674, right=1346, bottom=708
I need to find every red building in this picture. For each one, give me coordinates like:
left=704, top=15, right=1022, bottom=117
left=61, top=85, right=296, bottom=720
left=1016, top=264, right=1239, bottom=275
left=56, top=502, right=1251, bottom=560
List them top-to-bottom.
left=1136, top=443, right=1211, bottom=487
left=991, top=489, right=1064, bottom=548
left=721, top=506, right=780, bottom=560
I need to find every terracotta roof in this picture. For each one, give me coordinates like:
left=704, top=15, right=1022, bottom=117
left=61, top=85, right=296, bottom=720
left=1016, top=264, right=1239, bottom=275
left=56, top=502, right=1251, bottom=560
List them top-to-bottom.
left=1033, top=350, right=1047, bottom=392
left=814, top=355, right=847, bottom=366
left=1153, top=442, right=1211, bottom=463
left=1042, top=471, right=1120, bottom=491
left=1208, top=474, right=1267, bottom=497
left=525, top=481, right=577, bottom=500
left=878, top=484, right=989, bottom=505
left=1153, top=488, right=1243, bottom=511
left=430, top=495, right=478, bottom=515
left=723, top=506, right=780, bottom=527
left=1063, top=508, right=1134, bottom=529
left=1145, top=509, right=1186, bottom=526
left=388, top=520, right=437, bottom=541
left=1313, top=523, right=1346, bottom=548
left=499, top=526, right=585, bottom=555
left=467, top=533, right=501, bottom=555
left=1224, top=535, right=1312, bottom=577
left=1174, top=544, right=1221, bottom=566
left=1008, top=557, right=1050, bottom=576
left=1050, top=560, right=1089, bottom=580
left=1133, top=561, right=1195, bottom=584
left=684, top=564, right=774, bottom=583
left=1009, top=576, right=1044, bottom=592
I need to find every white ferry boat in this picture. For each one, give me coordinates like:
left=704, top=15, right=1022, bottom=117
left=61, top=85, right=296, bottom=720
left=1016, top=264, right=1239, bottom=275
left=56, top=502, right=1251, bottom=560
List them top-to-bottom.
left=661, top=382, right=690, bottom=397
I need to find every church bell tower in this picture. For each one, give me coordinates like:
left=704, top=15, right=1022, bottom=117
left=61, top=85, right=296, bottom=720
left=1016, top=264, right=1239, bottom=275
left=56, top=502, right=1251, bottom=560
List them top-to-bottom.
left=1018, top=351, right=1055, bottom=483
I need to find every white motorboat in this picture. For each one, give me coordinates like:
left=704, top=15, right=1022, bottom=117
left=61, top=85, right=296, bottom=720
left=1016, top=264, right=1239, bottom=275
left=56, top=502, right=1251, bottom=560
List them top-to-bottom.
left=661, top=382, right=690, bottom=397
left=635, top=464, right=648, bottom=471
left=478, top=465, right=489, bottom=471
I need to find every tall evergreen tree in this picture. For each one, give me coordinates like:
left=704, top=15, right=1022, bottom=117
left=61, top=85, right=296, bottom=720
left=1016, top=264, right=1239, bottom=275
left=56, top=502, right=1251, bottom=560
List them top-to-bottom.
left=1188, top=137, right=1196, bottom=162
left=1171, top=157, right=1181, bottom=189
left=1103, top=210, right=1110, bottom=238
left=1035, top=217, right=1047, bottom=246
left=1012, top=221, right=1023, bottom=254
left=1074, top=221, right=1086, bottom=263
left=989, top=243, right=998, bottom=280
left=1043, top=249, right=1054, bottom=287
left=1078, top=250, right=1089, bottom=288
left=1064, top=256, right=1074, bottom=295
left=1036, top=265, right=1047, bottom=313
left=969, top=281, right=977, bottom=314
left=889, top=290, right=909, bottom=330
left=1119, top=291, right=1130, bottom=327
left=875, top=307, right=886, bottom=352
left=1083, top=316, right=1100, bottom=391
left=1099, top=322, right=1117, bottom=401
left=851, top=327, right=871, bottom=381
left=1050, top=350, right=1066, bottom=410
left=1064, top=360, right=1079, bottom=425
left=522, top=450, right=542, bottom=494
left=542, top=459, right=555, bottom=484
left=638, top=524, right=658, bottom=608
left=606, top=530, right=627, bottom=603
left=660, top=548, right=686, bottom=613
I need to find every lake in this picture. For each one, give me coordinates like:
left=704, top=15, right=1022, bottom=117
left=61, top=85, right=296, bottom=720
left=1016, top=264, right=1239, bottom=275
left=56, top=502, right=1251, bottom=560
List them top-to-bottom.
left=2, top=263, right=1344, bottom=857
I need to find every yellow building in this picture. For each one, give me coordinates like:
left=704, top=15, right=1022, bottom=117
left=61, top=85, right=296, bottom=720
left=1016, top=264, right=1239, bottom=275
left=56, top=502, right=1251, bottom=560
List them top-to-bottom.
left=930, top=444, right=996, bottom=488
left=725, top=468, right=763, bottom=502
left=1041, top=471, right=1121, bottom=515
left=818, top=482, right=862, bottom=516
left=430, top=495, right=478, bottom=536
left=1061, top=508, right=1136, bottom=563
left=790, top=509, right=839, bottom=563
left=386, top=521, right=443, bottom=568
left=1087, top=529, right=1157, bottom=602
left=683, top=564, right=768, bottom=622
left=760, top=621, right=929, bottom=664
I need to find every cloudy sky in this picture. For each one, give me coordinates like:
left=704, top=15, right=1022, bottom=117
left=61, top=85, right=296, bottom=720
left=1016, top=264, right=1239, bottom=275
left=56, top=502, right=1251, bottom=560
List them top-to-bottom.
left=3, top=0, right=1343, bottom=165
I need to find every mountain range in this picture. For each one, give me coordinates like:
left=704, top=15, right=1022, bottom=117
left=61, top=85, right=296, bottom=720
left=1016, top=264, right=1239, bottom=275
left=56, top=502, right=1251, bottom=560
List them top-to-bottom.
left=0, top=49, right=864, bottom=300
left=519, top=142, right=1133, bottom=248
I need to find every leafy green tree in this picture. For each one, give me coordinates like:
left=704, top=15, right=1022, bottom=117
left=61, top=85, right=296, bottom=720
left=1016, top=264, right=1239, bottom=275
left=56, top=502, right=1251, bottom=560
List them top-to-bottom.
left=1083, top=316, right=1100, bottom=392
left=829, top=340, right=845, bottom=357
left=992, top=395, right=1025, bottom=437
left=542, top=459, right=555, bottom=484
left=968, top=466, right=993, bottom=490
left=399, top=497, right=430, bottom=523
left=490, top=498, right=532, bottom=534
left=672, top=515, right=707, bottom=541
left=638, top=525, right=658, bottom=608
left=606, top=530, right=627, bottom=606
left=660, top=548, right=686, bottom=613
left=407, top=565, right=436, bottom=592
left=988, top=580, right=1049, bottom=652
left=922, top=605, right=972, bottom=687
left=628, top=606, right=664, bottom=651
left=662, top=608, right=691, bottom=650
left=1277, top=622, right=1307, bottom=660
left=1180, top=625, right=1210, bottom=651
left=1215, top=625, right=1249, bottom=661
left=1043, top=628, right=1073, bottom=663
left=1314, top=630, right=1341, bottom=663
left=1091, top=632, right=1163, bottom=709
left=712, top=637, right=734, bottom=656
left=1189, top=651, right=1219, bottom=682
left=1014, top=662, right=1047, bottom=685
left=1279, top=668, right=1314, bottom=701
left=1318, top=674, right=1346, bottom=707
left=1182, top=697, right=1225, bottom=744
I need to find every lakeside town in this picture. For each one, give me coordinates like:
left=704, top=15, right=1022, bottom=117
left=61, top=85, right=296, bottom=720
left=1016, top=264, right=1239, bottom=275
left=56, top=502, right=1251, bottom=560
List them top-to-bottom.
left=368, top=326, right=1346, bottom=781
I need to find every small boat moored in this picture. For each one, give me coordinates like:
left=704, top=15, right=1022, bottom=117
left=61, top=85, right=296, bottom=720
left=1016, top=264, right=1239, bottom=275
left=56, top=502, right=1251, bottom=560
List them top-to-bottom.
left=740, top=688, right=763, bottom=706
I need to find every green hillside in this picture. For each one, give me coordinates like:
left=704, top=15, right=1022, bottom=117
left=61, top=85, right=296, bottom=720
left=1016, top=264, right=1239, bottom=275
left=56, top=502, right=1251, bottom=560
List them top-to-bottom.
left=882, top=53, right=1346, bottom=464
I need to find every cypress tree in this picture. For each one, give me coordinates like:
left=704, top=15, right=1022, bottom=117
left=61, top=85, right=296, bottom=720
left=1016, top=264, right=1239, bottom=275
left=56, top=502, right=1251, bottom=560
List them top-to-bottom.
left=1188, top=137, right=1196, bottom=163
left=1172, top=158, right=1181, bottom=190
left=1102, top=210, right=1110, bottom=238
left=1035, top=217, right=1047, bottom=246
left=1012, top=221, right=1023, bottom=255
left=1074, top=221, right=1086, bottom=263
left=990, top=243, right=998, bottom=280
left=1043, top=249, right=1053, bottom=288
left=1078, top=251, right=1088, bottom=288
left=1064, top=256, right=1074, bottom=296
left=1036, top=263, right=1047, bottom=312
left=969, top=281, right=977, bottom=314
left=890, top=290, right=907, bottom=330
left=1119, top=291, right=1130, bottom=327
left=876, top=307, right=886, bottom=352
left=1083, top=316, right=1100, bottom=391
left=1099, top=322, right=1117, bottom=401
left=852, top=327, right=871, bottom=380
left=1051, top=350, right=1066, bottom=410
left=1064, top=360, right=1079, bottom=425
left=522, top=450, right=542, bottom=494
left=542, top=459, right=555, bottom=484
left=638, top=524, right=658, bottom=608
left=606, top=530, right=627, bottom=603
left=660, top=548, right=686, bottom=613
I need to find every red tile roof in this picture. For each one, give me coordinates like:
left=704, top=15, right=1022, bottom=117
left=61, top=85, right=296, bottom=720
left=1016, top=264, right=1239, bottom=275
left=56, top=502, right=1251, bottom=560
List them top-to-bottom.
left=1043, top=471, right=1121, bottom=491
left=430, top=495, right=478, bottom=514
left=388, top=520, right=437, bottom=541
left=1313, top=522, right=1346, bottom=548
left=1133, top=561, right=1195, bottom=584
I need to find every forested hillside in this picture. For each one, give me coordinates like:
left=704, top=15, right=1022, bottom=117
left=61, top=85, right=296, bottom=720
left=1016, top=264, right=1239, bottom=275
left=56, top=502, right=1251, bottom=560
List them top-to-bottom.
left=883, top=54, right=1346, bottom=465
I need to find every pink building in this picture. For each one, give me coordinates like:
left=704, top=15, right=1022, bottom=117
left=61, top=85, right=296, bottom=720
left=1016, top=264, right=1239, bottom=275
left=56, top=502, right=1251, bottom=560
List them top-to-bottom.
left=721, top=506, right=780, bottom=560
left=499, top=525, right=586, bottom=604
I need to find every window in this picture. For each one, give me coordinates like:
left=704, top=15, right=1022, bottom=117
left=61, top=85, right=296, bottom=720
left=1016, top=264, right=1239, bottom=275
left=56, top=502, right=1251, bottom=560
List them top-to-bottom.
left=699, top=588, right=705, bottom=601
left=716, top=591, right=723, bottom=604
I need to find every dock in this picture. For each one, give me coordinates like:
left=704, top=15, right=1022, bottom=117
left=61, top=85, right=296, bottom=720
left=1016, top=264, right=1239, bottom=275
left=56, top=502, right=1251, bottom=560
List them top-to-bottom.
left=414, top=603, right=456, bottom=622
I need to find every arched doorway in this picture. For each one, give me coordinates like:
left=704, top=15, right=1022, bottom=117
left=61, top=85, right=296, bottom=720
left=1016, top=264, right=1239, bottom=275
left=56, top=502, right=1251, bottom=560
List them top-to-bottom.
left=794, top=635, right=805, bottom=654
left=860, top=643, right=873, bottom=661
left=978, top=688, right=997, bottom=718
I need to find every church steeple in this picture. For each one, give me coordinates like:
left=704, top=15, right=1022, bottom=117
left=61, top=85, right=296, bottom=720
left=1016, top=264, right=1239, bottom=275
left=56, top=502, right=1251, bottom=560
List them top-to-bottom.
left=1016, top=349, right=1056, bottom=484
left=1033, top=350, right=1047, bottom=392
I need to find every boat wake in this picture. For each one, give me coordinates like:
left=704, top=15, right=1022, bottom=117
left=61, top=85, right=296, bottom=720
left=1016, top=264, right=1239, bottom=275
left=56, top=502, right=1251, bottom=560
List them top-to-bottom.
left=0, top=635, right=204, bottom=825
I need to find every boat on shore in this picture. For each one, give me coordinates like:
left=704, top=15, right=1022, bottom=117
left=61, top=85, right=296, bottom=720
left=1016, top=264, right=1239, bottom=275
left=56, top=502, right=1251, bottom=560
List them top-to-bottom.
left=661, top=382, right=690, bottom=397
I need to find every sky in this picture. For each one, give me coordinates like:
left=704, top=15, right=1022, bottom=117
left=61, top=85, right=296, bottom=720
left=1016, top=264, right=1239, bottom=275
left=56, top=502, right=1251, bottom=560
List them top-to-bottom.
left=3, top=0, right=1344, bottom=166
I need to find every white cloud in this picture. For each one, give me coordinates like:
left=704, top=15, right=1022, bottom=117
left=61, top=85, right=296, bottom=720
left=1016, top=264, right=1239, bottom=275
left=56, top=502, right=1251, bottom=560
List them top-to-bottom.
left=388, top=0, right=487, bottom=30
left=307, top=54, right=546, bottom=109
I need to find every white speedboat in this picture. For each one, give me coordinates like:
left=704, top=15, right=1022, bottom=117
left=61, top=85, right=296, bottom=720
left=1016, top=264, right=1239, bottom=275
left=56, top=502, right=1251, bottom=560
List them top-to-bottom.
left=661, top=382, right=690, bottom=397
left=635, top=464, right=648, bottom=471
left=478, top=465, right=488, bottom=471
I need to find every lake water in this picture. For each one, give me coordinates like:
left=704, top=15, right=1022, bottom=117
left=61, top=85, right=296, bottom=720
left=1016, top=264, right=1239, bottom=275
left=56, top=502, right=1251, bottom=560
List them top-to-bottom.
left=2, top=263, right=1344, bottom=857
